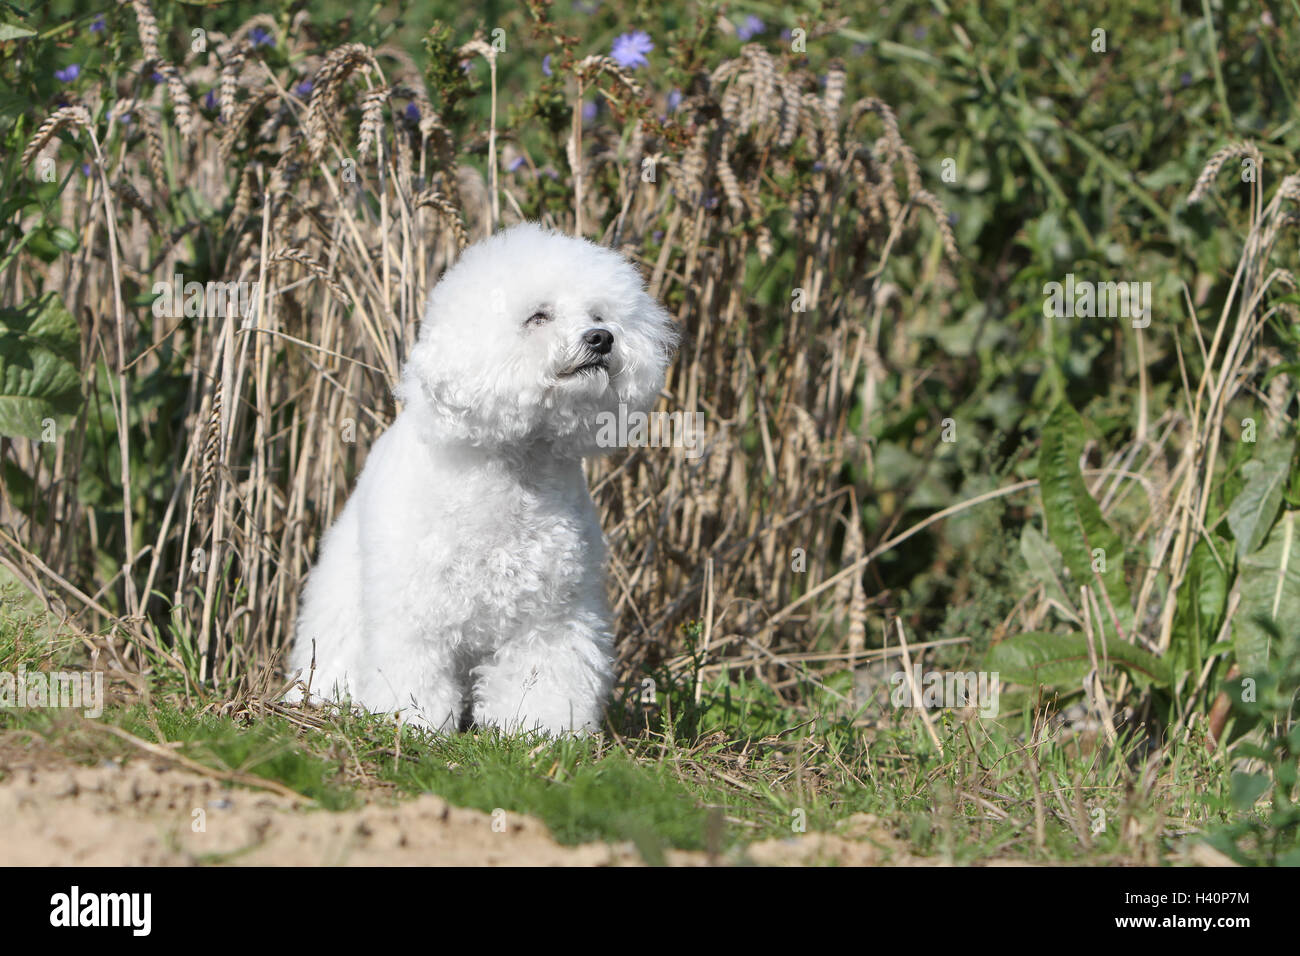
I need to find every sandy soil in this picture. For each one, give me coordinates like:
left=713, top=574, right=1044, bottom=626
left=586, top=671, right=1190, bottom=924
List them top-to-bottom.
left=0, top=740, right=1148, bottom=866
left=0, top=748, right=708, bottom=866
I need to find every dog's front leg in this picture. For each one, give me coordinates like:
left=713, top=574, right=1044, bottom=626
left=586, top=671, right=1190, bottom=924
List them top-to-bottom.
left=360, top=584, right=467, bottom=733
left=470, top=622, right=612, bottom=735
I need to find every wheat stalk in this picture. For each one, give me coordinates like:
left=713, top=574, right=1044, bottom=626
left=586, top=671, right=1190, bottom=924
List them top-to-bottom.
left=127, top=0, right=161, bottom=63
left=306, top=43, right=376, bottom=162
left=21, top=105, right=92, bottom=167
left=1189, top=141, right=1263, bottom=204
left=415, top=188, right=470, bottom=250
left=270, top=247, right=350, bottom=304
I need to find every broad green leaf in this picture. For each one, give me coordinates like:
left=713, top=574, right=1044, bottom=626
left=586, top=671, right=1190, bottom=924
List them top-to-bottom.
left=0, top=22, right=35, bottom=40
left=48, top=226, right=79, bottom=253
left=0, top=294, right=82, bottom=439
left=1038, top=402, right=1134, bottom=639
left=1227, top=439, right=1294, bottom=555
left=1234, top=510, right=1300, bottom=674
left=1019, top=523, right=1078, bottom=620
left=1170, top=538, right=1229, bottom=677
left=985, top=630, right=1171, bottom=690
left=1229, top=771, right=1271, bottom=811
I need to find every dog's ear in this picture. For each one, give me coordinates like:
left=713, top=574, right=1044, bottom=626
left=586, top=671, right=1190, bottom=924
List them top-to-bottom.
left=609, top=291, right=677, bottom=415
left=397, top=336, right=536, bottom=446
left=395, top=339, right=459, bottom=424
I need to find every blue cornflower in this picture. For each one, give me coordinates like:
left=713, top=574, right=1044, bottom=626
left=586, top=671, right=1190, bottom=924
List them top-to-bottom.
left=736, top=15, right=765, bottom=41
left=610, top=31, right=653, bottom=70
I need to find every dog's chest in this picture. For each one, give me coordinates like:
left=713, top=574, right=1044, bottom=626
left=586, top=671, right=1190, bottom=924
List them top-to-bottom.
left=406, top=465, right=603, bottom=635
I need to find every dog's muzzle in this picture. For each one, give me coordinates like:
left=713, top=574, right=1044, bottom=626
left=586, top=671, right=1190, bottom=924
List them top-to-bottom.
left=560, top=327, right=614, bottom=376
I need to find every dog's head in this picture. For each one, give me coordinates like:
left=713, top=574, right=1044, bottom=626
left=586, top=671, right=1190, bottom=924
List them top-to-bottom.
left=398, top=223, right=679, bottom=454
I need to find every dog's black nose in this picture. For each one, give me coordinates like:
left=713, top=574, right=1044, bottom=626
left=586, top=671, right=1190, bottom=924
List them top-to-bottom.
left=583, top=327, right=614, bottom=355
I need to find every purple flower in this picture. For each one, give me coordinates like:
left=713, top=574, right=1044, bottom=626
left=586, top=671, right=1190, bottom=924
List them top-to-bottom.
left=572, top=0, right=600, bottom=12
left=90, top=15, right=105, bottom=34
left=736, top=15, right=765, bottom=41
left=249, top=26, right=275, bottom=48
left=780, top=28, right=792, bottom=41
left=610, top=31, right=653, bottom=70
left=542, top=54, right=552, bottom=77
left=54, top=64, right=80, bottom=83
left=150, top=70, right=164, bottom=83
left=1180, top=71, right=1193, bottom=87
left=294, top=80, right=314, bottom=98
left=203, top=89, right=218, bottom=111
left=667, top=89, right=683, bottom=110
left=582, top=99, right=598, bottom=122
left=404, top=102, right=420, bottom=122
left=506, top=155, right=526, bottom=173
left=812, top=161, right=825, bottom=171
left=80, top=163, right=92, bottom=177
left=652, top=229, right=664, bottom=241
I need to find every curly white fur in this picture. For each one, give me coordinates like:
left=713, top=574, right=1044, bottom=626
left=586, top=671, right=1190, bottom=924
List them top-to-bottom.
left=285, top=223, right=678, bottom=735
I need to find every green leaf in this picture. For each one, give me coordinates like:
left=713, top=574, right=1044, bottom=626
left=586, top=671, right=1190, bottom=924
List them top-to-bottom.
left=0, top=22, right=35, bottom=40
left=48, top=226, right=79, bottom=253
left=0, top=293, right=82, bottom=439
left=1038, top=402, right=1134, bottom=639
left=1227, top=439, right=1294, bottom=555
left=1234, top=510, right=1300, bottom=674
left=1019, top=523, right=1079, bottom=621
left=1170, top=538, right=1229, bottom=676
left=985, top=630, right=1171, bottom=690
left=1229, top=771, right=1271, bottom=811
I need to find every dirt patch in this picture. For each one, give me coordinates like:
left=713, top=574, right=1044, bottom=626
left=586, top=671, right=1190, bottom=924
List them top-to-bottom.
left=0, top=742, right=1053, bottom=867
left=0, top=746, right=717, bottom=865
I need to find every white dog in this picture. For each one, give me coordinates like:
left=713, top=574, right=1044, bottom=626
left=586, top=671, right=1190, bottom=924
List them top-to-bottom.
left=286, top=223, right=677, bottom=735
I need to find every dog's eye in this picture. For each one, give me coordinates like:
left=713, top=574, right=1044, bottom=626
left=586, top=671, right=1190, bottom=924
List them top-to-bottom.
left=524, top=310, right=551, bottom=327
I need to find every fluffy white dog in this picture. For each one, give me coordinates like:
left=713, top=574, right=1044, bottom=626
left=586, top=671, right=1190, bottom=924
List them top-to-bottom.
left=286, top=223, right=677, bottom=735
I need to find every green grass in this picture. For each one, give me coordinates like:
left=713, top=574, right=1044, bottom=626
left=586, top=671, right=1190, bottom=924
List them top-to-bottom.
left=0, top=586, right=1259, bottom=865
